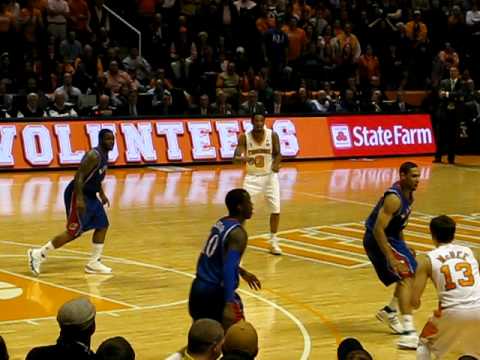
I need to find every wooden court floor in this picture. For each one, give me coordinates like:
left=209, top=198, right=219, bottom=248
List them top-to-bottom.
left=1, top=156, right=480, bottom=359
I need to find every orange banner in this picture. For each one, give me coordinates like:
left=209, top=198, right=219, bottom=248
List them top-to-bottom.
left=0, top=115, right=433, bottom=170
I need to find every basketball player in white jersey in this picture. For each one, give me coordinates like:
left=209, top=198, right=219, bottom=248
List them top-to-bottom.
left=234, top=113, right=282, bottom=255
left=412, top=215, right=480, bottom=359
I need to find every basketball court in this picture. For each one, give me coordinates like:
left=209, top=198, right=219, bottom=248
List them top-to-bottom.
left=1, top=155, right=479, bottom=359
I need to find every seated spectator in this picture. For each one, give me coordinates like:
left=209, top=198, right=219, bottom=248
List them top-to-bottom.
left=47, top=0, right=69, bottom=41
left=67, top=0, right=90, bottom=42
left=405, top=10, right=428, bottom=47
left=358, top=45, right=380, bottom=86
left=122, top=47, right=152, bottom=84
left=104, top=61, right=132, bottom=95
left=216, top=62, right=240, bottom=103
left=55, top=72, right=82, bottom=105
left=0, top=79, right=13, bottom=114
left=288, top=87, right=315, bottom=113
left=339, top=89, right=360, bottom=112
left=364, top=89, right=383, bottom=113
left=47, top=90, right=78, bottom=117
left=210, top=90, right=233, bottom=115
left=239, top=90, right=266, bottom=115
left=267, top=90, right=284, bottom=114
left=311, top=90, right=333, bottom=113
left=391, top=90, right=413, bottom=113
left=18, top=93, right=46, bottom=117
left=91, top=94, right=114, bottom=116
left=190, top=94, right=211, bottom=116
left=26, top=297, right=96, bottom=359
left=166, top=318, right=224, bottom=360
left=221, top=320, right=258, bottom=360
left=0, top=335, right=8, bottom=360
left=96, top=336, right=135, bottom=360
left=337, top=338, right=372, bottom=360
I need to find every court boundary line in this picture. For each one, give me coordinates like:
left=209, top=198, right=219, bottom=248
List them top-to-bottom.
left=0, top=241, right=313, bottom=360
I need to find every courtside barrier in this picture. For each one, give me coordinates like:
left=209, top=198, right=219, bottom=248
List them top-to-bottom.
left=0, top=114, right=435, bottom=170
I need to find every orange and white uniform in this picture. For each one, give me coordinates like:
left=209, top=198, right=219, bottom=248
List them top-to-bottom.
left=243, top=128, right=280, bottom=214
left=418, top=244, right=480, bottom=359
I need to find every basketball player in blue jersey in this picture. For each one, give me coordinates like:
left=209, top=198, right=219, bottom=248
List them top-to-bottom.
left=27, top=129, right=115, bottom=275
left=363, top=161, right=421, bottom=350
left=189, top=188, right=261, bottom=330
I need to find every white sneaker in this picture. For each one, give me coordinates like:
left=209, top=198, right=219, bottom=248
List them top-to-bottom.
left=269, top=239, right=282, bottom=255
left=27, top=249, right=44, bottom=276
left=85, top=260, right=112, bottom=274
left=376, top=306, right=404, bottom=334
left=397, top=331, right=419, bottom=350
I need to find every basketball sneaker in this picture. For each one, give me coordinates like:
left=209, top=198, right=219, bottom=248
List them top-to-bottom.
left=269, top=238, right=282, bottom=255
left=27, top=248, right=44, bottom=276
left=85, top=259, right=112, bottom=274
left=376, top=306, right=404, bottom=334
left=397, top=331, right=419, bottom=350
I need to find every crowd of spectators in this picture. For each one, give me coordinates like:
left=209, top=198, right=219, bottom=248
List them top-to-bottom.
left=0, top=0, right=480, bottom=122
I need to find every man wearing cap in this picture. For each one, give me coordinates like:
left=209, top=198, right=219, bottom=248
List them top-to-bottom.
left=26, top=297, right=97, bottom=359
left=165, top=318, right=224, bottom=360
left=221, top=320, right=258, bottom=360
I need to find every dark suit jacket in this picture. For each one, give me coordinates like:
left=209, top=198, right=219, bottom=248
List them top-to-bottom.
left=439, top=78, right=464, bottom=110
left=238, top=101, right=266, bottom=115
left=26, top=341, right=95, bottom=360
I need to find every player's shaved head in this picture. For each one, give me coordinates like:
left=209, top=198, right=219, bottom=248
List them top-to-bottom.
left=225, top=189, right=250, bottom=216
left=187, top=319, right=224, bottom=355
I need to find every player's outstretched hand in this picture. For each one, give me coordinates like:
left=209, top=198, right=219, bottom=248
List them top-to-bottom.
left=240, top=270, right=261, bottom=291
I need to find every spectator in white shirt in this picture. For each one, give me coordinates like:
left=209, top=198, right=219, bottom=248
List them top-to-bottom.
left=55, top=72, right=82, bottom=105
left=47, top=90, right=78, bottom=117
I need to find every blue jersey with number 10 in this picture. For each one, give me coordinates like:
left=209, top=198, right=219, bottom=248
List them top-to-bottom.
left=195, top=217, right=242, bottom=286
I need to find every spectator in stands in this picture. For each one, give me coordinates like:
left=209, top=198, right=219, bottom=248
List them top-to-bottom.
left=47, top=0, right=69, bottom=40
left=67, top=0, right=91, bottom=42
left=89, top=0, right=110, bottom=36
left=405, top=10, right=428, bottom=47
left=282, top=16, right=306, bottom=66
left=263, top=17, right=288, bottom=86
left=336, top=23, right=361, bottom=61
left=60, top=31, right=83, bottom=64
left=74, top=44, right=103, bottom=93
left=358, top=45, right=380, bottom=87
left=122, top=48, right=152, bottom=84
left=105, top=61, right=132, bottom=95
left=216, top=62, right=240, bottom=104
left=435, top=66, right=464, bottom=164
left=55, top=72, right=82, bottom=105
left=0, top=80, right=13, bottom=114
left=111, top=84, right=130, bottom=113
left=288, top=87, right=314, bottom=113
left=47, top=89, right=78, bottom=117
left=210, top=89, right=233, bottom=115
left=339, top=89, right=360, bottom=112
left=365, top=89, right=383, bottom=113
left=126, top=90, right=139, bottom=116
left=239, top=90, right=265, bottom=115
left=267, top=90, right=283, bottom=114
left=311, top=90, right=332, bottom=113
left=391, top=90, right=413, bottom=113
left=18, top=93, right=46, bottom=117
left=91, top=94, right=113, bottom=116
left=190, top=94, right=211, bottom=116
left=26, top=297, right=96, bottom=359
left=166, top=319, right=224, bottom=360
left=221, top=320, right=258, bottom=360
left=0, top=335, right=8, bottom=360
left=96, top=337, right=135, bottom=360
left=337, top=338, right=372, bottom=360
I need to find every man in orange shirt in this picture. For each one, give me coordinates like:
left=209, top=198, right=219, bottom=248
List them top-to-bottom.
left=282, top=16, right=306, bottom=64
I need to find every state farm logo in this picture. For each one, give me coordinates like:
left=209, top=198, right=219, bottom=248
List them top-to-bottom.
left=330, top=125, right=352, bottom=149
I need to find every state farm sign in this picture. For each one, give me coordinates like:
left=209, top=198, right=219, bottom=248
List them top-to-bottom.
left=328, top=115, right=435, bottom=156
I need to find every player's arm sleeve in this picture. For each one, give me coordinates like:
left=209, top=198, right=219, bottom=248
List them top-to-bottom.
left=223, top=227, right=247, bottom=302
left=411, top=254, right=430, bottom=309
